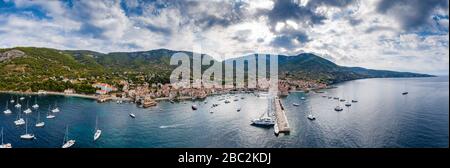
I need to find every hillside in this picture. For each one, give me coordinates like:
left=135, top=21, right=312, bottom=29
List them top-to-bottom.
left=0, top=47, right=434, bottom=92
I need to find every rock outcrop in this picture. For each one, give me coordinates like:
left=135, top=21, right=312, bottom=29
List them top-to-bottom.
left=0, top=49, right=26, bottom=62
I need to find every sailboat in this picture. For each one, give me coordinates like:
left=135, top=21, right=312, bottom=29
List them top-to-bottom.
left=402, top=80, right=409, bottom=95
left=9, top=97, right=14, bottom=103
left=14, top=97, right=21, bottom=108
left=19, top=97, right=25, bottom=101
left=32, top=97, right=39, bottom=109
left=251, top=98, right=275, bottom=126
left=3, top=101, right=12, bottom=114
left=23, top=101, right=32, bottom=114
left=51, top=102, right=60, bottom=113
left=307, top=105, right=316, bottom=120
left=46, top=106, right=56, bottom=119
left=14, top=107, right=25, bottom=126
left=35, top=110, right=45, bottom=128
left=93, top=116, right=102, bottom=141
left=20, top=118, right=35, bottom=140
left=62, top=126, right=75, bottom=148
left=0, top=127, right=12, bottom=148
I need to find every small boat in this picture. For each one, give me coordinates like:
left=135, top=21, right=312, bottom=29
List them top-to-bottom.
left=402, top=92, right=408, bottom=95
left=328, top=96, right=332, bottom=99
left=19, top=97, right=25, bottom=101
left=32, top=97, right=39, bottom=109
left=241, top=97, right=245, bottom=99
left=300, top=97, right=306, bottom=100
left=333, top=97, right=339, bottom=100
left=233, top=98, right=239, bottom=101
left=10, top=99, right=14, bottom=103
left=339, top=99, right=346, bottom=102
left=224, top=100, right=230, bottom=104
left=351, top=100, right=358, bottom=103
left=3, top=101, right=12, bottom=114
left=23, top=101, right=32, bottom=114
left=51, top=102, right=60, bottom=113
left=345, top=102, right=352, bottom=107
left=14, top=103, right=21, bottom=108
left=292, top=103, right=300, bottom=106
left=192, top=105, right=198, bottom=110
left=308, top=105, right=316, bottom=120
left=334, top=106, right=343, bottom=111
left=46, top=107, right=56, bottom=119
left=51, top=107, right=60, bottom=113
left=14, top=108, right=25, bottom=126
left=237, top=108, right=241, bottom=112
left=35, top=110, right=45, bottom=128
left=210, top=110, right=214, bottom=114
left=129, top=113, right=136, bottom=118
left=307, top=114, right=316, bottom=120
left=93, top=116, right=102, bottom=141
left=251, top=117, right=275, bottom=126
left=20, top=118, right=35, bottom=140
left=274, top=122, right=279, bottom=136
left=62, top=126, right=75, bottom=148
left=0, top=127, right=12, bottom=148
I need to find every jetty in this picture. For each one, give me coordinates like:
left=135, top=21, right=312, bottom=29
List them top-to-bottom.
left=274, top=97, right=290, bottom=134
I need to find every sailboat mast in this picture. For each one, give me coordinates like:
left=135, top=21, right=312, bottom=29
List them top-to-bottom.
left=25, top=118, right=28, bottom=134
left=1, top=127, right=3, bottom=144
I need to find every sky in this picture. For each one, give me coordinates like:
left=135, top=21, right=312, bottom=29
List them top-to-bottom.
left=0, top=0, right=448, bottom=75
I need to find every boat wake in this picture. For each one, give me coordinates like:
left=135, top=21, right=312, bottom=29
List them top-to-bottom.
left=159, top=124, right=184, bottom=129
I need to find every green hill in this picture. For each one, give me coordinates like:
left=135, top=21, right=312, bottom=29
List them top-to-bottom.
left=0, top=47, right=434, bottom=92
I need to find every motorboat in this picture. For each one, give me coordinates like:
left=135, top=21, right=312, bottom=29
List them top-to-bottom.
left=402, top=92, right=408, bottom=95
left=300, top=97, right=306, bottom=100
left=351, top=100, right=358, bottom=103
left=345, top=102, right=352, bottom=107
left=292, top=103, right=300, bottom=106
left=192, top=105, right=198, bottom=110
left=334, top=106, right=343, bottom=111
left=129, top=113, right=136, bottom=118
left=307, top=114, right=316, bottom=120
left=93, top=116, right=102, bottom=141
left=251, top=117, right=275, bottom=126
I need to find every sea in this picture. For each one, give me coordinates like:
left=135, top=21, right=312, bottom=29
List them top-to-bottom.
left=0, top=76, right=448, bottom=148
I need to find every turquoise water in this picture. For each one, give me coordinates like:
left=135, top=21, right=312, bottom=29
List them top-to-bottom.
left=0, top=77, right=448, bottom=148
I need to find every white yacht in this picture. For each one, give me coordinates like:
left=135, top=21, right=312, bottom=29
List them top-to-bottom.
left=19, top=97, right=25, bottom=101
left=32, top=97, right=39, bottom=109
left=300, top=97, right=306, bottom=100
left=251, top=98, right=276, bottom=126
left=10, top=99, right=14, bottom=104
left=3, top=101, right=12, bottom=114
left=14, top=102, right=21, bottom=108
left=345, top=102, right=352, bottom=107
left=292, top=103, right=300, bottom=106
left=191, top=105, right=198, bottom=110
left=334, top=106, right=343, bottom=111
left=46, top=107, right=56, bottom=119
left=51, top=107, right=60, bottom=113
left=14, top=108, right=25, bottom=126
left=35, top=110, right=45, bottom=128
left=129, top=113, right=136, bottom=118
left=307, top=114, right=316, bottom=120
left=93, top=116, right=102, bottom=141
left=251, top=117, right=275, bottom=126
left=20, top=119, right=35, bottom=140
left=274, top=122, right=279, bottom=136
left=62, top=126, right=75, bottom=148
left=0, top=127, right=12, bottom=148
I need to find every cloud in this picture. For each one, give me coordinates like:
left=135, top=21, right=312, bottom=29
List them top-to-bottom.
left=0, top=0, right=448, bottom=75
left=376, top=0, right=449, bottom=30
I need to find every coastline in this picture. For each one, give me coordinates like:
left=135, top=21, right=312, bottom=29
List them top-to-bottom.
left=0, top=90, right=98, bottom=100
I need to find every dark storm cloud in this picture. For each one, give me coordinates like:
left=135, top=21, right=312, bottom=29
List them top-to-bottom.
left=376, top=0, right=449, bottom=30
left=270, top=29, right=310, bottom=50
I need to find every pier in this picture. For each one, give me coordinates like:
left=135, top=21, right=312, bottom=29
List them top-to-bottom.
left=274, top=97, right=290, bottom=133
